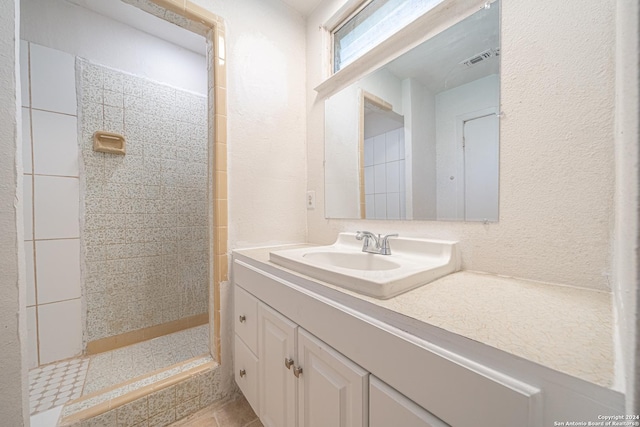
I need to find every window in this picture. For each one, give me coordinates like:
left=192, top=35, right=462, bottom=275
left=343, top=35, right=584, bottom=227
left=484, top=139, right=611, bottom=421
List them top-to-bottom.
left=332, top=0, right=445, bottom=73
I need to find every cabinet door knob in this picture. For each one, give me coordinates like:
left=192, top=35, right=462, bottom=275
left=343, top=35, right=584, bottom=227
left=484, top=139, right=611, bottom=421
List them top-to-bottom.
left=239, top=315, right=246, bottom=323
left=284, top=358, right=294, bottom=369
left=293, top=366, right=303, bottom=378
left=239, top=369, right=246, bottom=378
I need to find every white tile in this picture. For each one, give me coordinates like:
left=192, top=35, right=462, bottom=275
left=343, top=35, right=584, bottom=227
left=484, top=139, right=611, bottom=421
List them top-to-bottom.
left=20, top=41, right=29, bottom=108
left=30, top=44, right=76, bottom=115
left=22, top=108, right=32, bottom=173
left=32, top=110, right=78, bottom=177
left=385, top=128, right=400, bottom=162
left=398, top=128, right=406, bottom=159
left=373, top=134, right=386, bottom=165
left=364, top=137, right=374, bottom=167
left=398, top=159, right=406, bottom=192
left=386, top=160, right=400, bottom=193
left=374, top=164, right=386, bottom=194
left=364, top=166, right=375, bottom=195
left=24, top=175, right=33, bottom=240
left=34, top=176, right=79, bottom=239
left=386, top=192, right=400, bottom=220
left=400, top=192, right=406, bottom=219
left=374, top=193, right=387, bottom=220
left=365, top=194, right=375, bottom=219
left=36, top=239, right=81, bottom=304
left=25, top=240, right=36, bottom=306
left=38, top=299, right=82, bottom=365
left=27, top=306, right=38, bottom=369
left=30, top=404, right=64, bottom=427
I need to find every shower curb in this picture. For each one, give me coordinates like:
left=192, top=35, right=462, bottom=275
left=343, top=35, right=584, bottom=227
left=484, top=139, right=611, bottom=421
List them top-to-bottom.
left=57, top=356, right=227, bottom=426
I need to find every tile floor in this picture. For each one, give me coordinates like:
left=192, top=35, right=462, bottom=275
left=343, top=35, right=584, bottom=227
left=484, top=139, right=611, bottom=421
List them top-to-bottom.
left=29, top=324, right=209, bottom=416
left=29, top=358, right=89, bottom=415
left=169, top=395, right=262, bottom=427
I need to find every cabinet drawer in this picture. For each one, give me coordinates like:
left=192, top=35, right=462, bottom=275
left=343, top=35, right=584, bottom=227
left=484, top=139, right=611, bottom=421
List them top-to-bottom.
left=235, top=284, right=258, bottom=354
left=235, top=335, right=259, bottom=415
left=370, top=376, right=449, bottom=427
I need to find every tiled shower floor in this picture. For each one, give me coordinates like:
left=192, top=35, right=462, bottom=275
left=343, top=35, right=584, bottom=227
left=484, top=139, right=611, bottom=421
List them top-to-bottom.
left=29, top=324, right=209, bottom=416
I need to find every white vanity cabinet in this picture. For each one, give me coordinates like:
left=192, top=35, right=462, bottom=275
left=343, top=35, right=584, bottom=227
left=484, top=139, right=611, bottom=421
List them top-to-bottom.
left=233, top=254, right=625, bottom=427
left=257, top=302, right=368, bottom=427
left=370, top=376, right=449, bottom=427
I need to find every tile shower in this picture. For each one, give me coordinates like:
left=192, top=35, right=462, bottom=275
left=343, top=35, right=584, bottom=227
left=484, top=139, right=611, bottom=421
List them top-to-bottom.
left=22, top=40, right=213, bottom=417
left=78, top=59, right=209, bottom=345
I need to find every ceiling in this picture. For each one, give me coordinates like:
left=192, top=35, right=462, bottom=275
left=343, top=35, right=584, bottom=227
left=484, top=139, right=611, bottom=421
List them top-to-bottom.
left=66, top=0, right=206, bottom=54
left=66, top=0, right=322, bottom=57
left=280, top=0, right=323, bottom=16
left=385, top=2, right=499, bottom=94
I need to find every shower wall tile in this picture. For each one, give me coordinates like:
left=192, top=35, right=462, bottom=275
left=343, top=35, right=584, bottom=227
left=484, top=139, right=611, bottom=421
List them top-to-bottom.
left=20, top=41, right=29, bottom=108
left=23, top=42, right=83, bottom=368
left=30, top=44, right=77, bottom=115
left=79, top=59, right=209, bottom=343
left=23, top=107, right=32, bottom=173
left=32, top=110, right=79, bottom=177
left=364, top=127, right=406, bottom=220
left=24, top=174, right=33, bottom=240
left=34, top=175, right=80, bottom=239
left=35, top=239, right=81, bottom=304
left=25, top=240, right=36, bottom=307
left=38, top=299, right=82, bottom=365
left=27, top=307, right=38, bottom=369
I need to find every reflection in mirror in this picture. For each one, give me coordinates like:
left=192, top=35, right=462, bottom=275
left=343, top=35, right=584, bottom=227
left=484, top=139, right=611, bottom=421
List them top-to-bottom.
left=325, top=1, right=500, bottom=222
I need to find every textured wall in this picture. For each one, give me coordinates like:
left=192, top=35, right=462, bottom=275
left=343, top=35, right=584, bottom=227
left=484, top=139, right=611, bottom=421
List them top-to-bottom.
left=0, top=0, right=29, bottom=423
left=194, top=0, right=308, bottom=249
left=307, top=0, right=616, bottom=291
left=613, top=0, right=639, bottom=410
left=78, top=59, right=209, bottom=342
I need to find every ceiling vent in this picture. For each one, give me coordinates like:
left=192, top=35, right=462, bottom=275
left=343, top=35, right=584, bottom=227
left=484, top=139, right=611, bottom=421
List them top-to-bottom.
left=461, top=47, right=500, bottom=67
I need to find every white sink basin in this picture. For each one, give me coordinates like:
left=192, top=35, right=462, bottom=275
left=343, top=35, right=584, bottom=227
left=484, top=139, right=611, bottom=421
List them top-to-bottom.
left=269, top=233, right=460, bottom=299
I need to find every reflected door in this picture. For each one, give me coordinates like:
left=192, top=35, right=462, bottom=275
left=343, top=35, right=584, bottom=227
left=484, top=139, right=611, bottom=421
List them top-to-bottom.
left=463, top=114, right=499, bottom=221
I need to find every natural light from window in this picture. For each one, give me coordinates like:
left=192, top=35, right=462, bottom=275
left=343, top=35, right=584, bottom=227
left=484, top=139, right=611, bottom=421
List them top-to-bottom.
left=333, top=0, right=446, bottom=73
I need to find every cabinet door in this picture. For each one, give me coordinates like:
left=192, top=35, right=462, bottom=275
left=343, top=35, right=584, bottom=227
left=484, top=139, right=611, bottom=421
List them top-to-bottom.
left=258, top=303, right=297, bottom=427
left=297, top=329, right=368, bottom=427
left=370, top=376, right=449, bottom=427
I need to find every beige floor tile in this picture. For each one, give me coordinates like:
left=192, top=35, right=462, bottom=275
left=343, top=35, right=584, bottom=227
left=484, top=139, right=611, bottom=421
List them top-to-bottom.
left=168, top=396, right=258, bottom=427
left=212, top=396, right=258, bottom=427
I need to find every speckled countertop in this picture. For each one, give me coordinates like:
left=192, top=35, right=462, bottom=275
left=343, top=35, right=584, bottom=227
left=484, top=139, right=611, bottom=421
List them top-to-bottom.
left=234, top=245, right=614, bottom=389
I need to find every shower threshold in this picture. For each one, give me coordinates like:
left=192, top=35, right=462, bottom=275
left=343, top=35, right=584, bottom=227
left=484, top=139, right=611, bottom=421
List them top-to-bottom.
left=29, top=324, right=211, bottom=418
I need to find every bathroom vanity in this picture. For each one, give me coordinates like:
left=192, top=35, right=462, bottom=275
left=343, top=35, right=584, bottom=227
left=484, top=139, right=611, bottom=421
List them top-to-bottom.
left=232, top=244, right=623, bottom=427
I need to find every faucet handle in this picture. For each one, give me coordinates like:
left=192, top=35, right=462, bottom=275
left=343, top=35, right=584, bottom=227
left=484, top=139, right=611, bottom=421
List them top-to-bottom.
left=356, top=231, right=375, bottom=241
left=379, top=234, right=398, bottom=255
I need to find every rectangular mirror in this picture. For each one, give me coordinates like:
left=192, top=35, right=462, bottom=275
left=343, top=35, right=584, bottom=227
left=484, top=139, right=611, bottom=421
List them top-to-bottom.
left=324, top=1, right=500, bottom=221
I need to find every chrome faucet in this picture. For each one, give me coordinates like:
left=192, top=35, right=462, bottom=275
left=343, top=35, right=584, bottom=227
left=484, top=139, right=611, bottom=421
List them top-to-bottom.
left=355, top=231, right=398, bottom=255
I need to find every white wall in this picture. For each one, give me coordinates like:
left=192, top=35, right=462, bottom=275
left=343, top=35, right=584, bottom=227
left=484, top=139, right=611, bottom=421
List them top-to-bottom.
left=0, top=0, right=29, bottom=423
left=20, top=0, right=207, bottom=94
left=194, top=0, right=308, bottom=248
left=307, top=0, right=616, bottom=291
left=613, top=0, right=639, bottom=412
left=435, top=74, right=499, bottom=220
left=403, top=78, right=436, bottom=220
left=325, top=84, right=360, bottom=218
